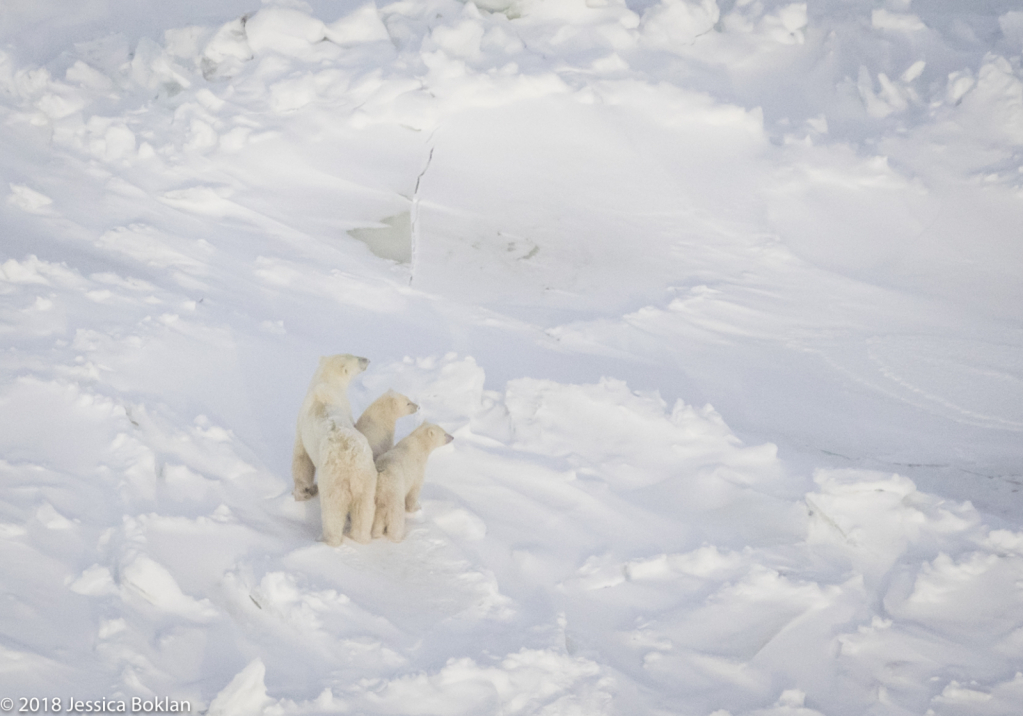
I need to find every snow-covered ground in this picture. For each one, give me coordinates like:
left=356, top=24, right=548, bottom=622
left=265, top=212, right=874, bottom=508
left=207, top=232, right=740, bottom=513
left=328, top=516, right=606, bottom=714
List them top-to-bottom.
left=2, top=0, right=1022, bottom=713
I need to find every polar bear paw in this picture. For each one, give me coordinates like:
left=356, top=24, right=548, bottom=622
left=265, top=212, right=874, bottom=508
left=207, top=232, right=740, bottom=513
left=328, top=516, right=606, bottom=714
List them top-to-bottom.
left=294, top=484, right=318, bottom=501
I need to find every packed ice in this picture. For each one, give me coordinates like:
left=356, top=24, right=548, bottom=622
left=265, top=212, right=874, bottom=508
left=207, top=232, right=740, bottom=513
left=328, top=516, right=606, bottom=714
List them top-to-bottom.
left=1, top=0, right=1022, bottom=713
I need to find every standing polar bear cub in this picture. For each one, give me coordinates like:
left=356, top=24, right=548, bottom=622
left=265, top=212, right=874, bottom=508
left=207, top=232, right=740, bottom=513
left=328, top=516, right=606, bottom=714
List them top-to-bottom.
left=292, top=353, right=377, bottom=544
left=355, top=389, right=419, bottom=459
left=372, top=422, right=454, bottom=542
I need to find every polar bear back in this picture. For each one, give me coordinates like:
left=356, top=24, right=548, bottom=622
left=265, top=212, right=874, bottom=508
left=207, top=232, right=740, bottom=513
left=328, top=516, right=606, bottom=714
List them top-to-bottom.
left=301, top=400, right=354, bottom=467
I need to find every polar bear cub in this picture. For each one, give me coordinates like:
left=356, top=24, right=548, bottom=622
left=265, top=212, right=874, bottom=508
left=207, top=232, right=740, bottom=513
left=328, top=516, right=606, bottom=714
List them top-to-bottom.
left=292, top=353, right=377, bottom=544
left=355, top=389, right=419, bottom=459
left=372, top=422, right=453, bottom=542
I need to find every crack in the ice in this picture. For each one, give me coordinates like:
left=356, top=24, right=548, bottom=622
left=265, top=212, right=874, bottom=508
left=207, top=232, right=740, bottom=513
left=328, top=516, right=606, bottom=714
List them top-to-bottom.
left=410, top=144, right=435, bottom=286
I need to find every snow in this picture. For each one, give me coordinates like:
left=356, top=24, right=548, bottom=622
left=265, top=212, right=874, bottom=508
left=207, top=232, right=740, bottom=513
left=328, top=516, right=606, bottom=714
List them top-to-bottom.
left=1, top=0, right=1022, bottom=713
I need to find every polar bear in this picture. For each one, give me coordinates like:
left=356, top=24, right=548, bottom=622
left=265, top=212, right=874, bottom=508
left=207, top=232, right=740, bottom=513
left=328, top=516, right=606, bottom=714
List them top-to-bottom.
left=292, top=353, right=377, bottom=544
left=292, top=353, right=368, bottom=501
left=355, top=389, right=419, bottom=459
left=371, top=422, right=454, bottom=542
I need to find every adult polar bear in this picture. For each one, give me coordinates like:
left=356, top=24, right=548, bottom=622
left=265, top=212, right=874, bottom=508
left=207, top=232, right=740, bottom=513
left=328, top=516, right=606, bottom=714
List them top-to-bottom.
left=292, top=353, right=376, bottom=545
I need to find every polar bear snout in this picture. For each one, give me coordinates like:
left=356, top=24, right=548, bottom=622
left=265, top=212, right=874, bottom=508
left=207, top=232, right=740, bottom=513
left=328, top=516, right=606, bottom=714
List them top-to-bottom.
left=357, top=356, right=370, bottom=371
left=444, top=433, right=454, bottom=444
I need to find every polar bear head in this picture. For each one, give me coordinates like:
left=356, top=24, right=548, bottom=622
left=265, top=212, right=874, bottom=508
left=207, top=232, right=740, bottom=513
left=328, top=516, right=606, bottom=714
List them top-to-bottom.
left=316, top=353, right=369, bottom=386
left=380, top=389, right=419, bottom=419
left=412, top=422, right=455, bottom=451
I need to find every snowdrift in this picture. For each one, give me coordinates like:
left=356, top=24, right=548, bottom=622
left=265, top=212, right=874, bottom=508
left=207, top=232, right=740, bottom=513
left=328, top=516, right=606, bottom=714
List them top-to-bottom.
left=1, top=0, right=1022, bottom=713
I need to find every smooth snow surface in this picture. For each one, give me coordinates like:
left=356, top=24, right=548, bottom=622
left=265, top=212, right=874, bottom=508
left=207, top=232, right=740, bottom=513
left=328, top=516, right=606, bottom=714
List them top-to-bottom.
left=1, top=0, right=1022, bottom=713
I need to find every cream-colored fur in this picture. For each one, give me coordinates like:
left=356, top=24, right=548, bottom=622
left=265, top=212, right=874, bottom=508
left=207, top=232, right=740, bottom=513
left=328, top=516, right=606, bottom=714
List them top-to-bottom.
left=292, top=353, right=377, bottom=544
left=292, top=353, right=367, bottom=501
left=355, top=389, right=419, bottom=459
left=372, top=422, right=453, bottom=542
left=317, top=423, right=377, bottom=545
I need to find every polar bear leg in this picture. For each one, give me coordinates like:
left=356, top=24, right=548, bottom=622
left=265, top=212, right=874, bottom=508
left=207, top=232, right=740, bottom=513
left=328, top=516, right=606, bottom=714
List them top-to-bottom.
left=292, top=435, right=317, bottom=501
left=318, top=444, right=354, bottom=547
left=348, top=467, right=378, bottom=544
left=319, top=473, right=351, bottom=547
left=371, top=476, right=390, bottom=539
left=372, top=476, right=405, bottom=541
left=405, top=482, right=422, bottom=513
left=385, top=498, right=405, bottom=542
left=371, top=506, right=386, bottom=540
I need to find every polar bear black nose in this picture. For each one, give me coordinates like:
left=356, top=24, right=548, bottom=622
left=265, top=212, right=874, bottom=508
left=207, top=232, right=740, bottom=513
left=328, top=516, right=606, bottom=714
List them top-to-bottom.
left=358, top=357, right=370, bottom=370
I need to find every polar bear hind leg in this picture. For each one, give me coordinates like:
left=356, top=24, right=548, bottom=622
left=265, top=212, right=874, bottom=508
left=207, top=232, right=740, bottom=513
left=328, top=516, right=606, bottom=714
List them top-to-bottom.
left=318, top=427, right=376, bottom=545
left=292, top=434, right=317, bottom=501
left=347, top=464, right=378, bottom=543
left=319, top=466, right=352, bottom=546
left=372, top=476, right=406, bottom=541
left=405, top=483, right=422, bottom=513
